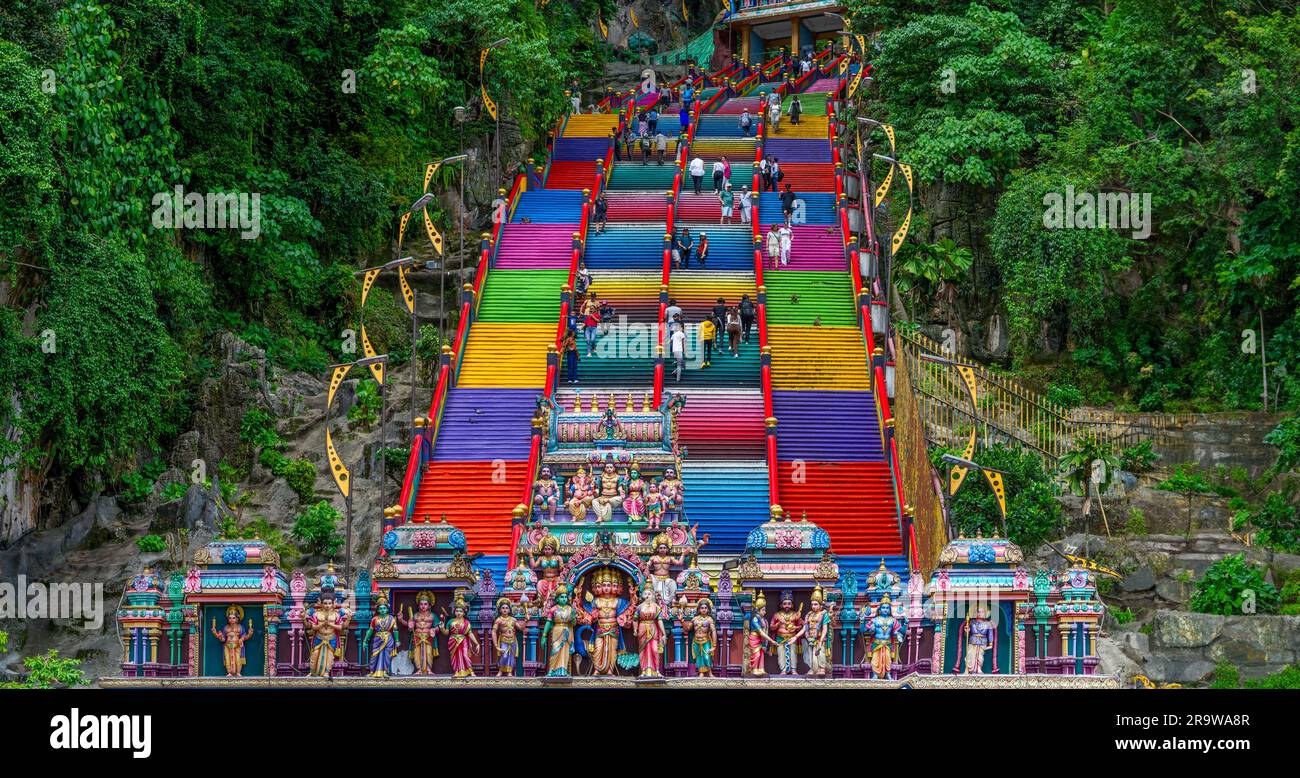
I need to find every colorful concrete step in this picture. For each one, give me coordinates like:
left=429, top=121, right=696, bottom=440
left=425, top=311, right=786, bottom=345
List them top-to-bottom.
left=563, top=114, right=619, bottom=137
left=552, top=137, right=610, bottom=161
left=764, top=138, right=833, bottom=163
left=546, top=160, right=599, bottom=190
left=607, top=162, right=679, bottom=191
left=511, top=190, right=585, bottom=223
left=758, top=192, right=837, bottom=224
left=584, top=223, right=667, bottom=270
left=495, top=224, right=578, bottom=270
left=756, top=226, right=846, bottom=271
left=476, top=269, right=567, bottom=323
left=762, top=271, right=857, bottom=326
left=457, top=323, right=553, bottom=388
left=768, top=325, right=871, bottom=390
left=432, top=388, right=539, bottom=460
left=674, top=388, right=766, bottom=460
left=772, top=389, right=883, bottom=461
left=682, top=460, right=771, bottom=555
left=412, top=461, right=524, bottom=554
left=775, top=461, right=902, bottom=555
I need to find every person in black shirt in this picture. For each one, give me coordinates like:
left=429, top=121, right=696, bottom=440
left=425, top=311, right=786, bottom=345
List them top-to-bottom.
left=780, top=184, right=797, bottom=225
left=593, top=193, right=608, bottom=234
left=739, top=294, right=756, bottom=344
left=711, top=297, right=727, bottom=347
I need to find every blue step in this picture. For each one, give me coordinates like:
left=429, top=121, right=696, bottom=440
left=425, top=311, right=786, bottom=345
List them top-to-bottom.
left=696, top=115, right=749, bottom=138
left=552, top=137, right=609, bottom=161
left=511, top=190, right=585, bottom=223
left=758, top=192, right=836, bottom=224
left=585, top=224, right=665, bottom=270
left=673, top=226, right=754, bottom=270
left=682, top=461, right=770, bottom=556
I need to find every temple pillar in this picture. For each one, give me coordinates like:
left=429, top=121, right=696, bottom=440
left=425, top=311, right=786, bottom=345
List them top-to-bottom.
left=739, top=23, right=750, bottom=65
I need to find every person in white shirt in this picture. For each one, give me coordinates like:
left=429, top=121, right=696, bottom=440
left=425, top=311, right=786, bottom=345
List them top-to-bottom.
left=769, top=101, right=782, bottom=133
left=739, top=109, right=753, bottom=137
left=689, top=156, right=705, bottom=195
left=711, top=159, right=725, bottom=193
left=740, top=186, right=753, bottom=224
left=778, top=223, right=793, bottom=266
left=766, top=224, right=781, bottom=270
left=664, top=299, right=683, bottom=329
left=670, top=327, right=687, bottom=381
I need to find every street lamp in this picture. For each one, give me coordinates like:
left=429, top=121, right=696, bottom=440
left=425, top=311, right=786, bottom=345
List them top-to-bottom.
left=481, top=38, right=511, bottom=187
left=427, top=154, right=471, bottom=342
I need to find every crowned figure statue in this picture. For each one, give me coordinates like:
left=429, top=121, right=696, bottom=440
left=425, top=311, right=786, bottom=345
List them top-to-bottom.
left=565, top=465, right=594, bottom=521
left=532, top=466, right=561, bottom=522
left=647, top=533, right=686, bottom=608
left=527, top=535, right=565, bottom=608
left=575, top=567, right=634, bottom=675
left=542, top=584, right=587, bottom=677
left=304, top=585, right=350, bottom=677
left=801, top=585, right=835, bottom=678
left=769, top=590, right=803, bottom=675
left=398, top=591, right=441, bottom=675
left=743, top=591, right=776, bottom=676
left=364, top=594, right=400, bottom=678
left=864, top=594, right=904, bottom=679
left=442, top=595, right=480, bottom=678
left=491, top=597, right=528, bottom=676
left=685, top=598, right=718, bottom=676
left=210, top=604, right=254, bottom=677
left=963, top=605, right=995, bottom=674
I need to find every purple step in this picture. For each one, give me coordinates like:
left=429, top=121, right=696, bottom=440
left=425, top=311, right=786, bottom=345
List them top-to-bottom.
left=806, top=78, right=839, bottom=93
left=553, top=137, right=610, bottom=161
left=764, top=138, right=832, bottom=163
left=496, top=223, right=579, bottom=269
left=759, top=224, right=846, bottom=270
left=432, top=388, right=539, bottom=460
left=772, top=389, right=883, bottom=461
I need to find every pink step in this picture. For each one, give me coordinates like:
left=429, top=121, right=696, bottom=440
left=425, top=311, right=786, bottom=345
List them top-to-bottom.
left=495, top=223, right=579, bottom=269
left=759, top=224, right=846, bottom=270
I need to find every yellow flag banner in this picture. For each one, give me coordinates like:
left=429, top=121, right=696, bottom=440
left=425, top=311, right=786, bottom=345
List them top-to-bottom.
left=681, top=0, right=688, bottom=21
left=630, top=8, right=638, bottom=28
left=598, top=14, right=607, bottom=39
left=856, top=34, right=866, bottom=57
left=480, top=49, right=498, bottom=121
left=838, top=57, right=849, bottom=76
left=848, top=65, right=864, bottom=99
left=884, top=122, right=896, bottom=155
left=423, top=161, right=439, bottom=192
left=889, top=162, right=913, bottom=254
left=873, top=164, right=893, bottom=208
left=423, top=207, right=444, bottom=256
left=398, top=211, right=411, bottom=249
left=398, top=264, right=415, bottom=315
left=360, top=267, right=382, bottom=308
left=361, top=326, right=385, bottom=385
left=956, top=364, right=978, bottom=405
left=326, top=365, right=350, bottom=410
left=948, top=426, right=977, bottom=496
left=326, top=428, right=351, bottom=499
left=983, top=469, right=1007, bottom=525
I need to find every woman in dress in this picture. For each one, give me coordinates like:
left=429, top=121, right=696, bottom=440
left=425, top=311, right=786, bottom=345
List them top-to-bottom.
left=632, top=584, right=666, bottom=678
left=442, top=596, right=480, bottom=678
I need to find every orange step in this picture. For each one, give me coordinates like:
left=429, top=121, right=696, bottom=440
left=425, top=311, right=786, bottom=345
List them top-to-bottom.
left=410, top=461, right=527, bottom=555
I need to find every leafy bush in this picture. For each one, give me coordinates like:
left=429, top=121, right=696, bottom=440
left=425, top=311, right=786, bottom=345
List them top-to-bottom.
left=348, top=378, right=382, bottom=430
left=1046, top=382, right=1083, bottom=409
left=240, top=408, right=281, bottom=452
left=1264, top=415, right=1300, bottom=473
left=1120, top=440, right=1159, bottom=473
left=929, top=444, right=1065, bottom=547
left=259, top=448, right=316, bottom=502
left=118, top=459, right=167, bottom=504
left=160, top=481, right=188, bottom=502
left=1249, top=493, right=1300, bottom=554
left=291, top=501, right=344, bottom=557
left=1124, top=508, right=1148, bottom=536
left=136, top=534, right=167, bottom=553
left=1189, top=555, right=1279, bottom=616
left=1281, top=571, right=1300, bottom=616
left=1111, top=607, right=1135, bottom=625
left=18, top=649, right=87, bottom=689
left=1210, top=661, right=1241, bottom=689
left=1244, top=665, right=1300, bottom=690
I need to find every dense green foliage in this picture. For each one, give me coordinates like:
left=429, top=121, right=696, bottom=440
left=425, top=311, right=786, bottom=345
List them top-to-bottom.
left=1, top=0, right=607, bottom=492
left=851, top=0, right=1300, bottom=411
left=930, top=444, right=1065, bottom=547
left=291, top=500, right=345, bottom=557
left=1189, top=554, right=1280, bottom=615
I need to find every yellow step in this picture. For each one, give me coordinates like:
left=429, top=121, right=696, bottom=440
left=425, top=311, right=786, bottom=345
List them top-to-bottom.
left=563, top=115, right=620, bottom=137
left=769, top=116, right=828, bottom=140
left=457, top=323, right=553, bottom=388
left=768, top=325, right=870, bottom=389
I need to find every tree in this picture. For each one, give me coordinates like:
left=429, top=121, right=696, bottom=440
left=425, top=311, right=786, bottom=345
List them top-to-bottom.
left=1057, top=435, right=1121, bottom=532
left=1157, top=464, right=1215, bottom=537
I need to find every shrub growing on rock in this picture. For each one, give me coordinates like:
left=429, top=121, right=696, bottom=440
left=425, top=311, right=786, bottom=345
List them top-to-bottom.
left=1189, top=554, right=1279, bottom=616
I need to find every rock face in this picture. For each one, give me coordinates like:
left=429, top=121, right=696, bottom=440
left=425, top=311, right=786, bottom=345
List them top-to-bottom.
left=1146, top=611, right=1300, bottom=682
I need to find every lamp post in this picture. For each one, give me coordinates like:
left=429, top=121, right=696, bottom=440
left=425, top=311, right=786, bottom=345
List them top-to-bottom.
left=424, top=155, right=470, bottom=342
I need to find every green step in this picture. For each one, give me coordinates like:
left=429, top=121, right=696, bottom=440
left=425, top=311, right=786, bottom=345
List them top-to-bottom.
left=784, top=92, right=829, bottom=116
left=607, top=164, right=679, bottom=191
left=477, top=270, right=568, bottom=322
left=762, top=271, right=858, bottom=326
left=568, top=355, right=656, bottom=386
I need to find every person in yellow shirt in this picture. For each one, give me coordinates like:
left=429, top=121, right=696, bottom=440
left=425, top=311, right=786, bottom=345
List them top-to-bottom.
left=699, top=318, right=716, bottom=367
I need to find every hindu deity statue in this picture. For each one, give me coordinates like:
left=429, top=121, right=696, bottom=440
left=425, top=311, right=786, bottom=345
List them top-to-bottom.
left=594, top=406, right=626, bottom=442
left=591, top=462, right=623, bottom=523
left=621, top=462, right=648, bottom=520
left=565, top=465, right=594, bottom=521
left=532, top=466, right=561, bottom=522
left=658, top=466, right=684, bottom=512
left=645, top=481, right=665, bottom=530
left=647, top=533, right=686, bottom=608
left=527, top=535, right=565, bottom=607
left=575, top=567, right=633, bottom=675
left=542, top=584, right=587, bottom=677
left=631, top=584, right=666, bottom=678
left=304, top=586, right=350, bottom=677
left=801, top=586, right=834, bottom=678
left=769, top=590, right=803, bottom=675
left=398, top=591, right=441, bottom=675
left=743, top=592, right=776, bottom=676
left=364, top=594, right=400, bottom=678
left=864, top=594, right=904, bottom=679
left=442, top=595, right=480, bottom=678
left=491, top=598, right=528, bottom=676
left=685, top=598, right=718, bottom=676
left=210, top=605, right=254, bottom=677
left=963, top=605, right=995, bottom=674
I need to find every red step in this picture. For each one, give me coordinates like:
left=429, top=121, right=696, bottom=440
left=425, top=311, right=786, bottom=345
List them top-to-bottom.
left=547, top=161, right=599, bottom=190
left=411, top=461, right=527, bottom=555
left=775, top=461, right=902, bottom=555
